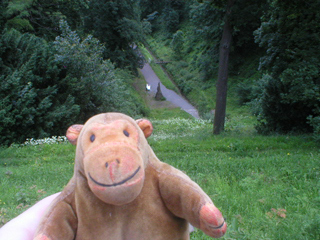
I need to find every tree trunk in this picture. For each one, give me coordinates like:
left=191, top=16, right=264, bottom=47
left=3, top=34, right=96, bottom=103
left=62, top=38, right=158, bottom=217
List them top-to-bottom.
left=213, top=0, right=233, bottom=135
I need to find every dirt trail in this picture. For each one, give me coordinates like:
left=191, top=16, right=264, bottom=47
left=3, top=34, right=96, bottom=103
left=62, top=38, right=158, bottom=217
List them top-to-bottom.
left=140, top=63, right=200, bottom=119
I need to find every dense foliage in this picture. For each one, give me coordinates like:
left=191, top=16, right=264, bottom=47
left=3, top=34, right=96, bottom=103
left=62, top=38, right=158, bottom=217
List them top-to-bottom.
left=1, top=0, right=320, bottom=144
left=1, top=0, right=86, bottom=40
left=82, top=0, right=146, bottom=71
left=140, top=0, right=320, bottom=137
left=140, top=0, right=186, bottom=34
left=253, top=0, right=320, bottom=134
left=0, top=1, right=147, bottom=145
left=54, top=20, right=147, bottom=121
left=0, top=21, right=147, bottom=145
left=0, top=28, right=78, bottom=145
left=170, top=30, right=184, bottom=58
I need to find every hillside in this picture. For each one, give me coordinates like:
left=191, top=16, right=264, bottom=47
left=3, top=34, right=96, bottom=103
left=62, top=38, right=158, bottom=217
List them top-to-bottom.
left=141, top=0, right=320, bottom=137
left=0, top=111, right=319, bottom=239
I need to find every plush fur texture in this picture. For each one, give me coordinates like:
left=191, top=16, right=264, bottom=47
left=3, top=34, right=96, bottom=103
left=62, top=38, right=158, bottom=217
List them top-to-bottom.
left=33, top=113, right=227, bottom=240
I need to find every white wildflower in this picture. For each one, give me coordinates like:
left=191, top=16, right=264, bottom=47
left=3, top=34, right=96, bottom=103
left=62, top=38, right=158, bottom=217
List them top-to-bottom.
left=150, top=118, right=210, bottom=140
left=22, top=136, right=68, bottom=146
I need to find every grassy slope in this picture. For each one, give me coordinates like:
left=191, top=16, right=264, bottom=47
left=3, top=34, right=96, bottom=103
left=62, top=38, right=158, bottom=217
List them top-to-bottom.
left=0, top=114, right=319, bottom=239
left=150, top=119, right=320, bottom=240
left=0, top=143, right=75, bottom=224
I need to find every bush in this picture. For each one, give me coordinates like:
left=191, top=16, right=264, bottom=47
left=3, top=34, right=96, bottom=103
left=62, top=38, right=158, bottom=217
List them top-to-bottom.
left=253, top=1, right=320, bottom=135
left=54, top=20, right=148, bottom=119
left=0, top=22, right=147, bottom=145
left=0, top=28, right=80, bottom=145
left=170, top=30, right=184, bottom=58
left=253, top=70, right=320, bottom=134
left=236, top=81, right=254, bottom=105
left=308, top=116, right=320, bottom=142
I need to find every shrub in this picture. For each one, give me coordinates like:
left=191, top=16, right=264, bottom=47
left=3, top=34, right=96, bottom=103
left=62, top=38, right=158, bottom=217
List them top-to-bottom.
left=254, top=1, right=320, bottom=135
left=54, top=20, right=148, bottom=120
left=0, top=21, right=147, bottom=145
left=0, top=28, right=80, bottom=145
left=170, top=30, right=184, bottom=58
left=253, top=70, right=320, bottom=134
left=236, top=81, right=254, bottom=106
left=308, top=116, right=320, bottom=142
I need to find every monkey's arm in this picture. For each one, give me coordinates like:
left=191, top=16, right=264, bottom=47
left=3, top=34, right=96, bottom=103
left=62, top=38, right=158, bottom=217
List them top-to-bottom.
left=157, top=164, right=227, bottom=238
left=33, top=186, right=78, bottom=240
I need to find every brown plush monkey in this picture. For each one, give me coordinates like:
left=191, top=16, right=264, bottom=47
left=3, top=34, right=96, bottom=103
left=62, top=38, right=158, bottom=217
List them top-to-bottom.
left=34, top=113, right=226, bottom=240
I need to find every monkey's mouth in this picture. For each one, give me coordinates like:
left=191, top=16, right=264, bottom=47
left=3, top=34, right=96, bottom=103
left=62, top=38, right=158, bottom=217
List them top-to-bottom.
left=88, top=166, right=141, bottom=187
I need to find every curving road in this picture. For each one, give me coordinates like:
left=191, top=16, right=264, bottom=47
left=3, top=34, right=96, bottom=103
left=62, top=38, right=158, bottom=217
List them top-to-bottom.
left=140, top=63, right=200, bottom=119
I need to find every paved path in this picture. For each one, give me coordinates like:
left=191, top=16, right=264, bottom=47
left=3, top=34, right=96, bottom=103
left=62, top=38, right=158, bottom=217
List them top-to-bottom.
left=140, top=63, right=200, bottom=119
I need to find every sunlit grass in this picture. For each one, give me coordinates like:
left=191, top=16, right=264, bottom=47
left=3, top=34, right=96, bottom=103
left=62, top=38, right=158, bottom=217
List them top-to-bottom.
left=0, top=142, right=75, bottom=225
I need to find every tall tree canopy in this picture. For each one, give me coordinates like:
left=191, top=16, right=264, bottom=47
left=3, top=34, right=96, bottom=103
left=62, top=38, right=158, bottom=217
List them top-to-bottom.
left=2, top=0, right=86, bottom=40
left=2, top=0, right=320, bottom=144
left=83, top=0, right=145, bottom=71
left=139, top=0, right=187, bottom=34
left=192, top=0, right=266, bottom=134
left=254, top=0, right=320, bottom=134
left=0, top=1, right=148, bottom=145
left=0, top=28, right=79, bottom=145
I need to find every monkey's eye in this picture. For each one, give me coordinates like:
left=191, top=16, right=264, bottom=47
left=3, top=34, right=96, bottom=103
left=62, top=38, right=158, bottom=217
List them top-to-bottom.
left=123, top=130, right=129, bottom=137
left=90, top=134, right=95, bottom=142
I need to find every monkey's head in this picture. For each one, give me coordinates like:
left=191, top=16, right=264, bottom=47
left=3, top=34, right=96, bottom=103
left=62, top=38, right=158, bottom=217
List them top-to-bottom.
left=66, top=113, right=153, bottom=205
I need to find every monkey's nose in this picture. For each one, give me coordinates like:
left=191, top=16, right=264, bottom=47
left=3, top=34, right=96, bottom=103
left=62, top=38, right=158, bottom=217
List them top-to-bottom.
left=105, top=159, right=120, bottom=168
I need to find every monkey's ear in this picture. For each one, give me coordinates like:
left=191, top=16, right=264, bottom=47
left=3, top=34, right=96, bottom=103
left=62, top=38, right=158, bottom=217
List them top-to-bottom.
left=136, top=119, right=153, bottom=138
left=66, top=124, right=84, bottom=145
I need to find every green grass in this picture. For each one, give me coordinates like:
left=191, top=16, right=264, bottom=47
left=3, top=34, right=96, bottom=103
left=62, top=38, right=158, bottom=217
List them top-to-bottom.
left=1, top=113, right=319, bottom=239
left=0, top=142, right=75, bottom=225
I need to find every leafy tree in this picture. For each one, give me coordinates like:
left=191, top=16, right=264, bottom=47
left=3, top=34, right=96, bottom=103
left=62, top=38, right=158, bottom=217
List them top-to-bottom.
left=2, top=0, right=87, bottom=40
left=4, top=0, right=34, bottom=32
left=83, top=0, right=145, bottom=72
left=140, top=0, right=186, bottom=34
left=160, top=0, right=186, bottom=34
left=190, top=0, right=266, bottom=80
left=192, top=0, right=266, bottom=134
left=192, top=0, right=234, bottom=134
left=254, top=0, right=320, bottom=134
left=163, top=6, right=180, bottom=33
left=0, top=20, right=147, bottom=145
left=54, top=20, right=148, bottom=121
left=0, top=28, right=79, bottom=145
left=170, top=30, right=184, bottom=58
